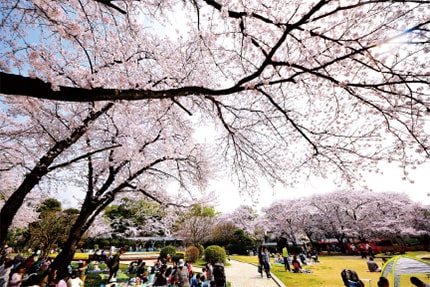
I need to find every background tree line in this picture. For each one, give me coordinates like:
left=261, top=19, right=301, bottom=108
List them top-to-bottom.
left=5, top=190, right=429, bottom=258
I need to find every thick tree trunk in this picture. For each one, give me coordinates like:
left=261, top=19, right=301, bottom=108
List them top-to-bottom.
left=0, top=103, right=113, bottom=249
left=0, top=169, right=45, bottom=250
left=50, top=195, right=114, bottom=279
left=50, top=213, right=91, bottom=279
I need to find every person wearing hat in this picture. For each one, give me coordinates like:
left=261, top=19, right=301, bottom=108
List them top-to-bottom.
left=175, top=259, right=190, bottom=287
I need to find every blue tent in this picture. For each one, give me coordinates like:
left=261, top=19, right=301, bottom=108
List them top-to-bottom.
left=381, top=255, right=430, bottom=287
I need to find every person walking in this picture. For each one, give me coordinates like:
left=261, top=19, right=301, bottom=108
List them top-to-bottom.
left=258, top=246, right=271, bottom=279
left=282, top=246, right=291, bottom=272
left=107, top=248, right=126, bottom=283
left=174, top=259, right=190, bottom=287
left=205, top=262, right=213, bottom=286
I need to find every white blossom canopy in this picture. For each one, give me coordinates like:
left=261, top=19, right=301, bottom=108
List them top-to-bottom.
left=1, top=0, right=429, bottom=189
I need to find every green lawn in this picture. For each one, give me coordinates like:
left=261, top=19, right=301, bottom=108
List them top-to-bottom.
left=82, top=251, right=430, bottom=287
left=231, top=251, right=430, bottom=287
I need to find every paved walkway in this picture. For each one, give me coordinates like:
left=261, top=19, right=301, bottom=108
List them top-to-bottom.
left=226, top=260, right=286, bottom=287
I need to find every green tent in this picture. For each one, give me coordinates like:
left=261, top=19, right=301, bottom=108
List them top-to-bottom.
left=381, top=255, right=430, bottom=287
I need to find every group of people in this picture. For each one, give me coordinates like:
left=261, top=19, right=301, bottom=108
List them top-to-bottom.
left=258, top=244, right=318, bottom=278
left=1, top=245, right=228, bottom=287
left=257, top=246, right=271, bottom=279
left=281, top=246, right=316, bottom=274
left=0, top=253, right=83, bottom=287
left=121, top=256, right=225, bottom=287
left=162, top=259, right=225, bottom=287
left=377, top=276, right=430, bottom=287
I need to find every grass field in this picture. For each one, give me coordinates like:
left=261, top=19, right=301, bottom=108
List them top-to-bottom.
left=80, top=251, right=430, bottom=287
left=231, top=251, right=430, bottom=287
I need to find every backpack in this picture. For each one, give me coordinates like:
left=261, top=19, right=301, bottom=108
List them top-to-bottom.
left=105, top=256, right=114, bottom=268
left=212, top=263, right=225, bottom=282
left=174, top=268, right=188, bottom=287
left=153, top=273, right=167, bottom=285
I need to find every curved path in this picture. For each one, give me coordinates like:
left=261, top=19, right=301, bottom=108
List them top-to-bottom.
left=226, top=260, right=286, bottom=287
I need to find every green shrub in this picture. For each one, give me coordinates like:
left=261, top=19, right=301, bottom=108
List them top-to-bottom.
left=226, top=229, right=256, bottom=255
left=226, top=243, right=249, bottom=255
left=197, top=244, right=205, bottom=258
left=159, top=245, right=176, bottom=261
left=204, top=245, right=226, bottom=264
left=185, top=246, right=200, bottom=263
left=172, top=252, right=184, bottom=263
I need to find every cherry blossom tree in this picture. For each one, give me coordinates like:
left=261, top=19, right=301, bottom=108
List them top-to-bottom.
left=1, top=0, right=429, bottom=191
left=0, top=95, right=209, bottom=275
left=0, top=98, right=113, bottom=248
left=47, top=100, right=208, bottom=277
left=0, top=172, right=39, bottom=231
left=261, top=190, right=429, bottom=248
left=306, top=190, right=422, bottom=241
left=104, top=198, right=178, bottom=238
left=262, top=198, right=318, bottom=246
left=175, top=205, right=217, bottom=246
left=219, top=205, right=259, bottom=236
left=410, top=206, right=430, bottom=234
left=85, top=212, right=113, bottom=239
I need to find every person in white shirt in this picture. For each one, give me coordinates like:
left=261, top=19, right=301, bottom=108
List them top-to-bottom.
left=8, top=267, right=25, bottom=287
left=66, top=271, right=83, bottom=287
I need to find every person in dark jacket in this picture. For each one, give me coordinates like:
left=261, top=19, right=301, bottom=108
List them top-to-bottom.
left=258, top=246, right=271, bottom=279
left=107, top=248, right=126, bottom=282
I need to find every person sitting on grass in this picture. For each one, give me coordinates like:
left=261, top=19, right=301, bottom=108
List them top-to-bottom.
left=310, top=248, right=320, bottom=263
left=274, top=253, right=283, bottom=264
left=299, top=253, right=308, bottom=265
left=292, top=255, right=302, bottom=273
left=366, top=257, right=381, bottom=272
left=377, top=276, right=389, bottom=287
